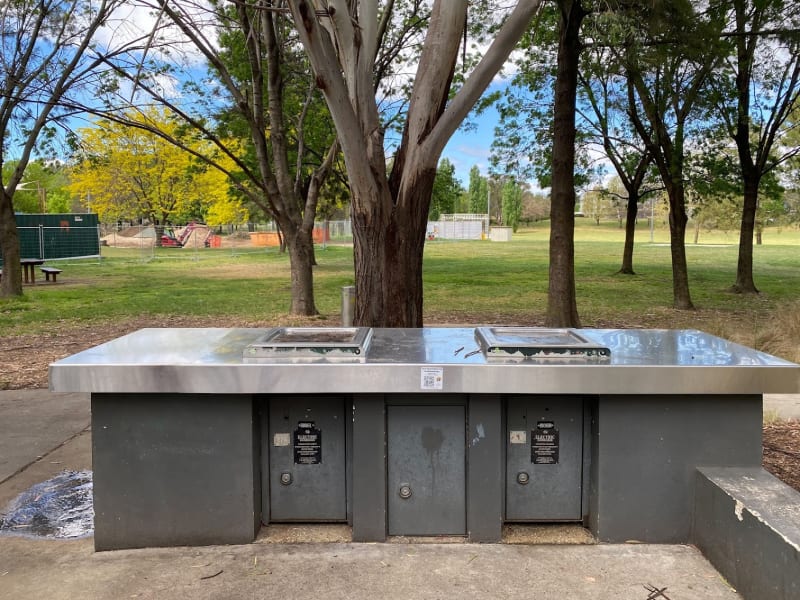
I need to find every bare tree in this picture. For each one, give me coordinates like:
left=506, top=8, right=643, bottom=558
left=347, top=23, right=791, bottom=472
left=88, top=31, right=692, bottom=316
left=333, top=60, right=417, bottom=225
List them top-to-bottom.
left=0, top=0, right=154, bottom=296
left=286, top=0, right=542, bottom=327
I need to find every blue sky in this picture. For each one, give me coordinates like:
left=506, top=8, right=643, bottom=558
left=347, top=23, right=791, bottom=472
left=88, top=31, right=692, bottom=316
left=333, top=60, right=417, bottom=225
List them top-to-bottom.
left=442, top=92, right=503, bottom=188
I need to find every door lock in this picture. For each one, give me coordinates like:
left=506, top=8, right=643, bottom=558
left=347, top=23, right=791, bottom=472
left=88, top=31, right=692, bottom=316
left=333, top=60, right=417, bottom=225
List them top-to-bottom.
left=280, top=471, right=293, bottom=485
left=517, top=471, right=530, bottom=485
left=398, top=484, right=413, bottom=499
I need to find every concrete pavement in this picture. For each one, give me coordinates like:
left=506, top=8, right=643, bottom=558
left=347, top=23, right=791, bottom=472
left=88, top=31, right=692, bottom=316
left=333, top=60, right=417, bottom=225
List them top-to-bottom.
left=2, top=389, right=796, bottom=599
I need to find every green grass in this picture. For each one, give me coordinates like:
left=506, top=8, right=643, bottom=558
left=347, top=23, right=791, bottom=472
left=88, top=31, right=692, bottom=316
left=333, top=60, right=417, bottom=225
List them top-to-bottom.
left=1, top=222, right=799, bottom=360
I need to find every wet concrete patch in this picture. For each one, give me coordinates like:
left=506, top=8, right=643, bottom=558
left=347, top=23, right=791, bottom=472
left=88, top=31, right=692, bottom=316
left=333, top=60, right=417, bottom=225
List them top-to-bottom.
left=0, top=470, right=93, bottom=539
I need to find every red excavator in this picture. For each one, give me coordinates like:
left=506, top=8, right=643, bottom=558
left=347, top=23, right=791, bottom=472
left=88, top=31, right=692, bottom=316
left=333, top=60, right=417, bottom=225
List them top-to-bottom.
left=160, top=222, right=212, bottom=247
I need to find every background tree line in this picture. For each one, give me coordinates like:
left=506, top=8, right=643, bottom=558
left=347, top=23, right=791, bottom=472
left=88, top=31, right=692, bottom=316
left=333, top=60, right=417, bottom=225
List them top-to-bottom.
left=2, top=0, right=799, bottom=329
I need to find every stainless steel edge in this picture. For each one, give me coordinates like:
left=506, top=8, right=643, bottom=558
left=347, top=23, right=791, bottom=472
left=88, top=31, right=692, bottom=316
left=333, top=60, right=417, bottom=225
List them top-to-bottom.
left=48, top=327, right=800, bottom=395
left=49, top=363, right=800, bottom=395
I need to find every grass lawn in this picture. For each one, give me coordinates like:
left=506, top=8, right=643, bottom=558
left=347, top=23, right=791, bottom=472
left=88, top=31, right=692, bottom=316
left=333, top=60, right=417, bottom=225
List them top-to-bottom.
left=1, top=220, right=798, bottom=362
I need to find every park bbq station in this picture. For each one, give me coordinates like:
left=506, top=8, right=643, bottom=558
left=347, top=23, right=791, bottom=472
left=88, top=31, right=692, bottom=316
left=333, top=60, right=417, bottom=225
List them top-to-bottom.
left=50, top=326, right=799, bottom=550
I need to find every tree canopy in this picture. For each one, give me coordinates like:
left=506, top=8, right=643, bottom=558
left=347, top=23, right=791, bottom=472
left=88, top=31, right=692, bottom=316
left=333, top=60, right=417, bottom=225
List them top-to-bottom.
left=69, top=108, right=240, bottom=231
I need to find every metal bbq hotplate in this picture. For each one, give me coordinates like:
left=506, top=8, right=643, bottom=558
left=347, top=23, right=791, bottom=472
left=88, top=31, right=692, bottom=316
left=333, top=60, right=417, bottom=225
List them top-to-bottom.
left=244, top=327, right=373, bottom=363
left=475, top=327, right=611, bottom=362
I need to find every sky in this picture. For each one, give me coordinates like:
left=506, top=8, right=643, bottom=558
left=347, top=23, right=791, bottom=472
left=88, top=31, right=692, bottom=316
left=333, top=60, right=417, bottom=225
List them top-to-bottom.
left=442, top=89, right=504, bottom=188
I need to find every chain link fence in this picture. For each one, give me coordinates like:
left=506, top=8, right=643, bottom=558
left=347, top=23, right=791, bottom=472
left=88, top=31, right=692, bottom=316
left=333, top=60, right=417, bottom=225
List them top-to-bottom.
left=97, top=220, right=354, bottom=262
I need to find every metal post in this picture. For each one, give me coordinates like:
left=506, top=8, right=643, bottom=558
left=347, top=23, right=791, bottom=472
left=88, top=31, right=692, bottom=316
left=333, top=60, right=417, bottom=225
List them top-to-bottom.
left=650, top=196, right=655, bottom=243
left=341, top=285, right=356, bottom=327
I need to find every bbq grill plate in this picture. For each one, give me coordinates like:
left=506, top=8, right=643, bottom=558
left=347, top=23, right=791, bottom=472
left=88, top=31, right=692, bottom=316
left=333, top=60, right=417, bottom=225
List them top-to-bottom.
left=244, top=327, right=373, bottom=362
left=475, top=327, right=611, bottom=362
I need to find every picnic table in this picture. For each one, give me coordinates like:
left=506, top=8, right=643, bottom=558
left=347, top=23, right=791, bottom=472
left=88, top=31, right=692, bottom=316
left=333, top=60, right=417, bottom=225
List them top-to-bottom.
left=20, top=258, right=45, bottom=284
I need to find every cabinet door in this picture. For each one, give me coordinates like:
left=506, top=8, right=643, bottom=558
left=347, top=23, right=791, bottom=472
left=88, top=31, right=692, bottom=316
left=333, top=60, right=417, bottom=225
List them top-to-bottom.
left=268, top=396, right=347, bottom=521
left=506, top=396, right=583, bottom=521
left=388, top=405, right=466, bottom=535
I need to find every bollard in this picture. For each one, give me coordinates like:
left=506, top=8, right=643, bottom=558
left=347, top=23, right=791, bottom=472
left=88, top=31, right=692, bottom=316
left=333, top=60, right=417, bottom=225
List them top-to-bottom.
left=341, top=285, right=356, bottom=327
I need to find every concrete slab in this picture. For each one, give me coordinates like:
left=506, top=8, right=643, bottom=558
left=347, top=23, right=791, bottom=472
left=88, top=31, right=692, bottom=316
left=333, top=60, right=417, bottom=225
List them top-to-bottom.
left=0, top=391, right=89, bottom=484
left=764, top=394, right=800, bottom=420
left=0, top=430, right=741, bottom=600
left=0, top=536, right=741, bottom=600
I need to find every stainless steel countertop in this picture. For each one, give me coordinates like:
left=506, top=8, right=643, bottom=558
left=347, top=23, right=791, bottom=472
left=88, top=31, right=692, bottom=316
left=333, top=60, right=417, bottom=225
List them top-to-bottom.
left=49, top=328, right=800, bottom=395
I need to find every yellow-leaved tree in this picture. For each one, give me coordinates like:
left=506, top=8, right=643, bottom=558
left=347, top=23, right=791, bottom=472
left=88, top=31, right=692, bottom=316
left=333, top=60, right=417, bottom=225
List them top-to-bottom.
left=69, top=108, right=246, bottom=243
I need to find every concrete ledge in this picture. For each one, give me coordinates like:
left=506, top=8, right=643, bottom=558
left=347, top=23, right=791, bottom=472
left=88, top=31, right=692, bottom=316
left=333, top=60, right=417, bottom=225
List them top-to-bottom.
left=693, top=467, right=800, bottom=600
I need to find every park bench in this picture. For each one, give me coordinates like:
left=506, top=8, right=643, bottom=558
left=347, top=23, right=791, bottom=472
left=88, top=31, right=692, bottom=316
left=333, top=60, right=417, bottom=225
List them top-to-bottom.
left=40, top=266, right=62, bottom=282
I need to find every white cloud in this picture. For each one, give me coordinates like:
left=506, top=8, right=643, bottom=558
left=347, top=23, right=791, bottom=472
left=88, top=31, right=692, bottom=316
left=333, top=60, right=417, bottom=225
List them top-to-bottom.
left=95, top=1, right=215, bottom=66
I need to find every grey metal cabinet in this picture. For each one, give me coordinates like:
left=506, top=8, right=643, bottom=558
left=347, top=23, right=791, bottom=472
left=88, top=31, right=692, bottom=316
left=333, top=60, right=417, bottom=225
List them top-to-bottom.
left=267, top=396, right=347, bottom=521
left=506, top=396, right=583, bottom=521
left=387, top=405, right=466, bottom=535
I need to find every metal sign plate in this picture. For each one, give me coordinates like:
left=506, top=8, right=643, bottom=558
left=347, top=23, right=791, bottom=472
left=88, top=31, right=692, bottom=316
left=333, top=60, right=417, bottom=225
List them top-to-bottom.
left=294, top=421, right=322, bottom=465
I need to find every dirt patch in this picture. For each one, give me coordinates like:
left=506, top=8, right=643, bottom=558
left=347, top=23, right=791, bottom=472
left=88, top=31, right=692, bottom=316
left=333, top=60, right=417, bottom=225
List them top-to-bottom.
left=0, top=314, right=339, bottom=390
left=763, top=420, right=800, bottom=491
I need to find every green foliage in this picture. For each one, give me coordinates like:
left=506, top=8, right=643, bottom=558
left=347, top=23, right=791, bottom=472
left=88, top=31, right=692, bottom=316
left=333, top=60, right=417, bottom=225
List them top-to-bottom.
left=490, top=1, right=602, bottom=189
left=69, top=108, right=241, bottom=226
left=2, top=159, right=72, bottom=213
left=429, top=159, right=464, bottom=220
left=468, top=165, right=488, bottom=214
left=501, top=179, right=524, bottom=231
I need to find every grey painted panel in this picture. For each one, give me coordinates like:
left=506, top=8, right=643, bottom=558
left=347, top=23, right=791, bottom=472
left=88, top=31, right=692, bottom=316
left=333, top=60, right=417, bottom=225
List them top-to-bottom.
left=92, top=393, right=259, bottom=550
left=592, top=394, right=762, bottom=543
left=352, top=395, right=387, bottom=542
left=467, top=395, right=503, bottom=542
left=268, top=396, right=346, bottom=521
left=506, top=396, right=583, bottom=520
left=260, top=402, right=270, bottom=524
left=387, top=405, right=466, bottom=535
left=694, top=467, right=800, bottom=600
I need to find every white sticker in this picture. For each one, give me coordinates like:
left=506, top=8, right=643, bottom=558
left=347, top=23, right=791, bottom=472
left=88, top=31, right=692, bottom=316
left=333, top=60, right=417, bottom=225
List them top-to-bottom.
left=420, top=367, right=444, bottom=390
left=510, top=430, right=527, bottom=444
left=273, top=433, right=291, bottom=447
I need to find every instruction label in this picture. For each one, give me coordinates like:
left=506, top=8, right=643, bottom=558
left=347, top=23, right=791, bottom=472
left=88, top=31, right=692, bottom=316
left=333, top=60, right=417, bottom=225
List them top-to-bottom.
left=294, top=421, right=322, bottom=465
left=531, top=421, right=559, bottom=464
left=509, top=430, right=527, bottom=444
left=273, top=432, right=291, bottom=447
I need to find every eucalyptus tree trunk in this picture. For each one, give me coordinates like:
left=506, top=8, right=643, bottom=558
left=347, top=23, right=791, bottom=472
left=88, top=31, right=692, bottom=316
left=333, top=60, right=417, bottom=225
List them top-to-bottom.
left=288, top=0, right=541, bottom=326
left=546, top=0, right=586, bottom=328
left=0, top=190, right=22, bottom=296
left=278, top=218, right=317, bottom=315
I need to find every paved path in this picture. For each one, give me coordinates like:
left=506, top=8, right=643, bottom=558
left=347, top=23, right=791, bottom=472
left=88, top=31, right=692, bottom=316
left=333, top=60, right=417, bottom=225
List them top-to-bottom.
left=0, top=391, right=89, bottom=485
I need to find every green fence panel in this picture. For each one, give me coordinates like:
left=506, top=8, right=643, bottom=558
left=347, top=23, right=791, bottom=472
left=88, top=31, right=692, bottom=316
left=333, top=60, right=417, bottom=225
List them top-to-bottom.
left=0, top=214, right=100, bottom=265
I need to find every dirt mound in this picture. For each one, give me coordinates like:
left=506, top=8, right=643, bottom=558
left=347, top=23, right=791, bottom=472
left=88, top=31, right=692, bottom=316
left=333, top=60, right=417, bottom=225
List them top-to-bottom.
left=116, top=226, right=148, bottom=237
left=101, top=232, right=154, bottom=248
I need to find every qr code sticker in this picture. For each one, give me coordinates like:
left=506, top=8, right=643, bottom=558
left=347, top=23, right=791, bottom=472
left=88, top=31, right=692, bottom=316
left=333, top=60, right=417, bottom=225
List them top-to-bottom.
left=420, top=367, right=443, bottom=390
